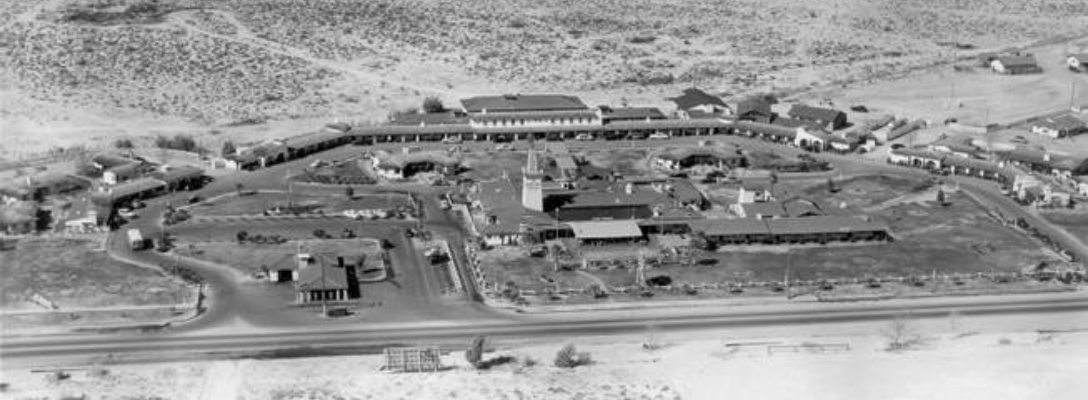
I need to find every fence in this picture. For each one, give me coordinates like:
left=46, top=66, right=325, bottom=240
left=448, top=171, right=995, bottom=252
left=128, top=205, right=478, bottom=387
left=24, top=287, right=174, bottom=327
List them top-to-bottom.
left=767, top=343, right=850, bottom=355
left=382, top=347, right=442, bottom=373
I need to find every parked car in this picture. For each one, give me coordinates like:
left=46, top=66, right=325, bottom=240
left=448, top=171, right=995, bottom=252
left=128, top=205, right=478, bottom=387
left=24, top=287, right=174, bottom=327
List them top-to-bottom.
left=649, top=132, right=670, bottom=140
left=575, top=133, right=594, bottom=141
left=442, top=136, right=462, bottom=144
left=495, top=144, right=510, bottom=151
left=439, top=199, right=450, bottom=209
left=118, top=208, right=136, bottom=219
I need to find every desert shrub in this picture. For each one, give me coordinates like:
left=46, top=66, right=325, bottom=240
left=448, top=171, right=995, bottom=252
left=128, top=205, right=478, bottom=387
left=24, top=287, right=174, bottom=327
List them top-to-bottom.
left=884, top=314, right=922, bottom=351
left=554, top=343, right=590, bottom=368
left=88, top=365, right=109, bottom=379
left=45, top=370, right=71, bottom=384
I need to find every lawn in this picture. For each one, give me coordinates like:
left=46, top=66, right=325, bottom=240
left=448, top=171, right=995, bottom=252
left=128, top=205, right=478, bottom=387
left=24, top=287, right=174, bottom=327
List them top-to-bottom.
left=580, top=149, right=652, bottom=177
left=461, top=151, right=526, bottom=182
left=294, top=159, right=376, bottom=185
left=791, top=174, right=934, bottom=211
left=689, top=190, right=1050, bottom=284
left=189, top=192, right=414, bottom=217
left=1040, top=210, right=1088, bottom=245
left=0, top=239, right=189, bottom=310
left=185, top=239, right=384, bottom=276
left=476, top=247, right=597, bottom=293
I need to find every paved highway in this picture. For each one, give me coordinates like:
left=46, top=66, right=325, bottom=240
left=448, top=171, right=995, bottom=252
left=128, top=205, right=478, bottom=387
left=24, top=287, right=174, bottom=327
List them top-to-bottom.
left=3, top=294, right=1086, bottom=366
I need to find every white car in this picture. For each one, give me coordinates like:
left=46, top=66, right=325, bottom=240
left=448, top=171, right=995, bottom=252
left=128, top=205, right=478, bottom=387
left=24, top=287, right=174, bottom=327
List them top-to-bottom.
left=649, top=132, right=670, bottom=140
left=575, top=133, right=594, bottom=141
left=442, top=136, right=462, bottom=144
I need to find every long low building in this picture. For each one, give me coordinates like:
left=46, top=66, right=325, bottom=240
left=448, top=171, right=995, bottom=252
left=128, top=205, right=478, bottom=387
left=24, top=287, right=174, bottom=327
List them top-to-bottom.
left=351, top=118, right=732, bottom=144
left=888, top=147, right=1017, bottom=182
left=688, top=216, right=890, bottom=245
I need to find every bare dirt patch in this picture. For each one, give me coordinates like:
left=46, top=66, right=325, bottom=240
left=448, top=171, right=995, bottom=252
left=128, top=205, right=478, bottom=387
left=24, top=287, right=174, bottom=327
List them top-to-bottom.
left=0, top=238, right=188, bottom=311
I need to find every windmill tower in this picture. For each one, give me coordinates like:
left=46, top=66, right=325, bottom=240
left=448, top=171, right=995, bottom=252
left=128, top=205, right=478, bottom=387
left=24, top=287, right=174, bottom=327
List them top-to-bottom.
left=522, top=146, right=544, bottom=211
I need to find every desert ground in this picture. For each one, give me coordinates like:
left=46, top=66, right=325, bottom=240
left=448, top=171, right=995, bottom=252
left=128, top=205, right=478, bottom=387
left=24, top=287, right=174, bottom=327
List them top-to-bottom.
left=4, top=0, right=1088, bottom=158
left=4, top=309, right=1086, bottom=400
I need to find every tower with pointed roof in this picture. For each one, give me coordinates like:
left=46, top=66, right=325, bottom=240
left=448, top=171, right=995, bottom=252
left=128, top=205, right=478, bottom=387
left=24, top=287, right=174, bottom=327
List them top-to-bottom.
left=522, top=147, right=544, bottom=211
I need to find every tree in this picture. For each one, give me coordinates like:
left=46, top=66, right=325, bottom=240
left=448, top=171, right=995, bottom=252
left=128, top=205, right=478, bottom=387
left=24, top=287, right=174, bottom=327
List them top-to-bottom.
left=422, top=96, right=445, bottom=113
left=114, top=138, right=134, bottom=149
left=221, top=141, right=237, bottom=157
left=827, top=177, right=837, bottom=193
left=235, top=182, right=244, bottom=196
left=345, top=186, right=354, bottom=199
left=937, top=188, right=947, bottom=206
left=236, top=230, right=248, bottom=243
left=690, top=231, right=716, bottom=251
left=883, top=313, right=922, bottom=351
left=465, top=335, right=486, bottom=368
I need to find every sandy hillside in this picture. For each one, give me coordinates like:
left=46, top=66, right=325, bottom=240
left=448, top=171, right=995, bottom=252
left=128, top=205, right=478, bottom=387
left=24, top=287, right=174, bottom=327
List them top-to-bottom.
left=3, top=0, right=1088, bottom=157
left=4, top=327, right=1087, bottom=400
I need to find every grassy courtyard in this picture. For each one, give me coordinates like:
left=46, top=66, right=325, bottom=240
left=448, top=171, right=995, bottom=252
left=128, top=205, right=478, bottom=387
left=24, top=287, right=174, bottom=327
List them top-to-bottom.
left=189, top=192, right=414, bottom=217
left=1040, top=209, right=1088, bottom=245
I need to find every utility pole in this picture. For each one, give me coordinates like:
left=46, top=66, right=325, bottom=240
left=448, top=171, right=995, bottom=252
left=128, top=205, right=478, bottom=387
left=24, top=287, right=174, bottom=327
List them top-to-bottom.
left=1071, top=81, right=1077, bottom=111
left=320, top=256, right=328, bottom=317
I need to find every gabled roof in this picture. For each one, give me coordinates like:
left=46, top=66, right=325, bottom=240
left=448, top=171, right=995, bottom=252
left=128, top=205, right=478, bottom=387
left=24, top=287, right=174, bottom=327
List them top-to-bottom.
left=994, top=55, right=1038, bottom=68
left=669, top=88, right=727, bottom=110
left=461, top=94, right=589, bottom=113
left=736, top=98, right=774, bottom=117
left=788, top=104, right=845, bottom=123
left=601, top=107, right=667, bottom=121
left=471, top=109, right=599, bottom=122
left=390, top=112, right=467, bottom=126
left=1032, top=114, right=1087, bottom=131
left=773, top=117, right=826, bottom=130
left=734, top=121, right=797, bottom=139
left=285, top=130, right=345, bottom=149
left=929, top=136, right=979, bottom=154
left=891, top=147, right=945, bottom=160
left=93, top=153, right=135, bottom=169
left=105, top=162, right=142, bottom=177
left=151, top=165, right=204, bottom=183
left=104, top=177, right=166, bottom=200
left=472, top=179, right=526, bottom=235
left=783, top=199, right=824, bottom=217
left=740, top=201, right=786, bottom=218
left=765, top=216, right=888, bottom=235
left=688, top=218, right=770, bottom=236
left=567, top=220, right=643, bottom=239
left=296, top=255, right=349, bottom=291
